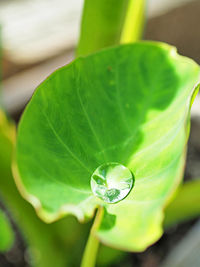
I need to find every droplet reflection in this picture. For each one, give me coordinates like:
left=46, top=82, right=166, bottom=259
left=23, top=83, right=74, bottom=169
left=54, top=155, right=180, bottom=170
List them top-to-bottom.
left=91, top=162, right=134, bottom=204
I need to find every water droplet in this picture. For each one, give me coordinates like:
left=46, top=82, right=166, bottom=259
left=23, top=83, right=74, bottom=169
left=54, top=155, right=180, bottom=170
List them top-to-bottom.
left=91, top=162, right=134, bottom=204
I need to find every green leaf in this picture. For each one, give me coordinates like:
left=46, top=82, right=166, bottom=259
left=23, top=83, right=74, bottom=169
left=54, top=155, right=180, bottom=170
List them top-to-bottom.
left=15, top=42, right=200, bottom=251
left=0, top=110, right=90, bottom=267
left=164, top=180, right=200, bottom=227
left=0, top=210, right=14, bottom=252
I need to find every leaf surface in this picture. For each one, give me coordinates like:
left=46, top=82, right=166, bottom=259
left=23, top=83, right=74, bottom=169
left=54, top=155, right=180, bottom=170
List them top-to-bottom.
left=15, top=42, right=200, bottom=251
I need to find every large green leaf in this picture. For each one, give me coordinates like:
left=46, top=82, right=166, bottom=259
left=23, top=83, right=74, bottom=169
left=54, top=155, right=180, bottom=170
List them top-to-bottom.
left=15, top=42, right=200, bottom=251
left=0, top=110, right=92, bottom=267
left=0, top=210, right=14, bottom=252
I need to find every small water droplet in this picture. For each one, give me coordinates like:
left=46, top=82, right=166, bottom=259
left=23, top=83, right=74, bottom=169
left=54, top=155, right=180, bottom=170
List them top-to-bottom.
left=91, top=162, right=134, bottom=204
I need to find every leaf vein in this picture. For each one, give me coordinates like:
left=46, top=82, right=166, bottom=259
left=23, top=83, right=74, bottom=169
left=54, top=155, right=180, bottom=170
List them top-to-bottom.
left=42, top=110, right=92, bottom=173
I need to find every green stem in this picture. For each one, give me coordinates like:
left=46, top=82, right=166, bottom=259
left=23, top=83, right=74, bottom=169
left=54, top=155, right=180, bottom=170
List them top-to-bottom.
left=77, top=0, right=146, bottom=57
left=77, top=0, right=130, bottom=57
left=120, top=0, right=146, bottom=44
left=164, top=180, right=200, bottom=228
left=81, top=207, right=104, bottom=267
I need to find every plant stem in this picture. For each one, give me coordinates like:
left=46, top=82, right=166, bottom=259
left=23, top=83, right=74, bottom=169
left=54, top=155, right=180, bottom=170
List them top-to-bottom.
left=77, top=0, right=130, bottom=57
left=77, top=0, right=146, bottom=57
left=120, top=0, right=146, bottom=44
left=81, top=206, right=104, bottom=267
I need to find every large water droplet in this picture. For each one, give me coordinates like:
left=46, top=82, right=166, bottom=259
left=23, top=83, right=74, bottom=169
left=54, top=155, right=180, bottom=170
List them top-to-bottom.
left=91, top=162, right=134, bottom=204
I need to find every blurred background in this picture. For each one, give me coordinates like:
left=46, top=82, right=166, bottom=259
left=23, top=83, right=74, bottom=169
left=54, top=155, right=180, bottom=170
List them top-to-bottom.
left=0, top=0, right=200, bottom=266
left=1, top=0, right=200, bottom=116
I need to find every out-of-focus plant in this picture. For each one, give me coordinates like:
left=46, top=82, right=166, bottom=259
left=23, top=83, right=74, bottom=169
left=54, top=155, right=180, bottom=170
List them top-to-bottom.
left=76, top=0, right=145, bottom=57
left=164, top=180, right=200, bottom=227
left=0, top=210, right=14, bottom=252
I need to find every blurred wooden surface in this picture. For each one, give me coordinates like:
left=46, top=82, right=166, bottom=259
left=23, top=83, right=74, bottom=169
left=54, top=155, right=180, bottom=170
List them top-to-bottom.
left=0, top=0, right=193, bottom=64
left=0, top=0, right=83, bottom=63
left=1, top=0, right=200, bottom=115
left=145, top=0, right=200, bottom=64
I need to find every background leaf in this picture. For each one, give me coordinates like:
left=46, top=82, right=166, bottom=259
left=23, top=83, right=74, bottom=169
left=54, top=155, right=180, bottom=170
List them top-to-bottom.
left=15, top=42, right=200, bottom=251
left=164, top=180, right=200, bottom=227
left=0, top=209, right=14, bottom=252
